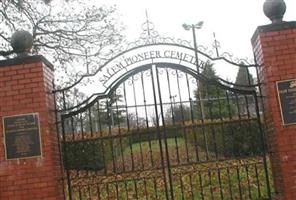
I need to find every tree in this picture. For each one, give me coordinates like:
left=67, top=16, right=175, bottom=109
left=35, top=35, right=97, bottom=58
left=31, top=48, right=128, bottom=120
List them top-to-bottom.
left=0, top=0, right=124, bottom=87
left=195, top=62, right=233, bottom=119
left=234, top=64, right=255, bottom=90
left=234, top=65, right=256, bottom=116
left=165, top=104, right=192, bottom=125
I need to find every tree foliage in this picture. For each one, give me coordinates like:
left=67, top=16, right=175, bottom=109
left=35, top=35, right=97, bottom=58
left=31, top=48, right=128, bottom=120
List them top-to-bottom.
left=0, top=0, right=124, bottom=86
left=195, top=63, right=233, bottom=119
left=234, top=64, right=255, bottom=90
left=165, top=104, right=192, bottom=124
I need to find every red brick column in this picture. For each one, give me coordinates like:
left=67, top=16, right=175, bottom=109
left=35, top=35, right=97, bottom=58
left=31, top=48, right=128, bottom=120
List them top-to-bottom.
left=252, top=21, right=296, bottom=200
left=0, top=56, right=64, bottom=200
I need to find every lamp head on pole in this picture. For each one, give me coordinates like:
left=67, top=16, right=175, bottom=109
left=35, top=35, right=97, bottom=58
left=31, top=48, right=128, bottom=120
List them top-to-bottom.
left=182, top=21, right=204, bottom=31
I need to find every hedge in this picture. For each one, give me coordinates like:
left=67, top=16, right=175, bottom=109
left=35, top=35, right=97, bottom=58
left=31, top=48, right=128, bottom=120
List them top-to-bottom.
left=63, top=118, right=265, bottom=170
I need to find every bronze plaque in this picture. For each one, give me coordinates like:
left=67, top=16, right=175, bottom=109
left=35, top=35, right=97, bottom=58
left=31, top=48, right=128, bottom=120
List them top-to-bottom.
left=277, top=79, right=296, bottom=125
left=3, top=113, right=42, bottom=159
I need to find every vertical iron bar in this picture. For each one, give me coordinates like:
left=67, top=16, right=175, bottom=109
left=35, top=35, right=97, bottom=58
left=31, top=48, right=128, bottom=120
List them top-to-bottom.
left=156, top=66, right=175, bottom=200
left=150, top=67, right=170, bottom=200
left=165, top=68, right=176, bottom=125
left=176, top=69, right=190, bottom=163
left=141, top=71, right=150, bottom=128
left=141, top=71, right=154, bottom=169
left=185, top=73, right=200, bottom=162
left=194, top=74, right=209, bottom=160
left=132, top=75, right=145, bottom=170
left=132, top=76, right=140, bottom=129
left=123, top=82, right=130, bottom=131
left=52, top=83, right=66, bottom=200
left=208, top=85, right=219, bottom=160
left=216, top=87, right=227, bottom=158
left=114, top=90, right=126, bottom=172
left=62, top=91, right=67, bottom=111
left=225, top=91, right=236, bottom=157
left=254, top=95, right=272, bottom=199
left=107, top=100, right=117, bottom=173
left=97, top=101, right=107, bottom=174
left=88, top=107, right=93, bottom=137
left=79, top=113, right=84, bottom=139
left=61, top=115, right=73, bottom=200
left=70, top=117, right=75, bottom=140
left=128, top=133, right=135, bottom=171
left=175, top=136, right=181, bottom=164
left=254, top=163, right=262, bottom=198
left=245, top=164, right=252, bottom=199
left=236, top=166, right=243, bottom=200
left=227, top=167, right=234, bottom=200
left=217, top=168, right=224, bottom=200
left=208, top=170, right=214, bottom=200
left=198, top=171, right=205, bottom=200
left=189, top=174, right=194, bottom=200
left=179, top=175, right=185, bottom=200
left=153, top=177, right=159, bottom=199
left=143, top=178, right=149, bottom=200
left=134, top=179, right=139, bottom=200
left=124, top=180, right=129, bottom=199
left=115, top=181, right=119, bottom=200
left=96, top=184, right=101, bottom=200
left=106, top=184, right=110, bottom=200
left=78, top=186, right=82, bottom=200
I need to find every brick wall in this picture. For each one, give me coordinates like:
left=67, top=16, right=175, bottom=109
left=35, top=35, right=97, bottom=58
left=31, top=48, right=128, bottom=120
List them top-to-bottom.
left=252, top=22, right=296, bottom=200
left=0, top=56, right=63, bottom=200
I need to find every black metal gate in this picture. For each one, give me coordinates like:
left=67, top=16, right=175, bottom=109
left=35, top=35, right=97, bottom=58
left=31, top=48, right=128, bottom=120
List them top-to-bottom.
left=55, top=60, right=272, bottom=199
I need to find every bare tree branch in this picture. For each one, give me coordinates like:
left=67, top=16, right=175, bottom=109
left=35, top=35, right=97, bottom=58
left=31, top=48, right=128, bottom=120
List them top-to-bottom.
left=0, top=0, right=124, bottom=88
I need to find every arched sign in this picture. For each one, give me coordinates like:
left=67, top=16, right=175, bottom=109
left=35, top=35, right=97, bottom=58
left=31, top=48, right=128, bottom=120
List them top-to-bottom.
left=54, top=21, right=256, bottom=113
left=98, top=44, right=210, bottom=88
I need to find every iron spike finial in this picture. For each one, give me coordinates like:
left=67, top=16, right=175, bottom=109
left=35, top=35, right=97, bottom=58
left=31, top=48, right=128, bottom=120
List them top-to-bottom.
left=263, top=0, right=286, bottom=24
left=145, top=10, right=151, bottom=37
left=140, top=12, right=159, bottom=43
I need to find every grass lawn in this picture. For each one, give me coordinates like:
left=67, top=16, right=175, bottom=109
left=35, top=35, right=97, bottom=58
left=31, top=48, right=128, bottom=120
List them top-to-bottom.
left=66, top=137, right=273, bottom=200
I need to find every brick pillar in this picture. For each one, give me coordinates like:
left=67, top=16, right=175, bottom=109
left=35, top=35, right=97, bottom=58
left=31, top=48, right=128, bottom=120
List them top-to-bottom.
left=252, top=21, right=296, bottom=200
left=0, top=56, right=63, bottom=200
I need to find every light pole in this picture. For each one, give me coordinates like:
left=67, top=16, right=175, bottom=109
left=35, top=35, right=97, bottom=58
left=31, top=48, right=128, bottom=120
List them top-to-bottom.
left=182, top=21, right=203, bottom=73
left=183, top=21, right=205, bottom=119
left=170, top=95, right=177, bottom=123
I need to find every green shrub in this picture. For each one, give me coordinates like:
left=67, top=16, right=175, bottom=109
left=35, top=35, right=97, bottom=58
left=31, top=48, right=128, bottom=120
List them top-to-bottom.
left=63, top=118, right=264, bottom=170
left=186, top=118, right=264, bottom=157
left=63, top=136, right=129, bottom=170
left=63, top=139, right=104, bottom=170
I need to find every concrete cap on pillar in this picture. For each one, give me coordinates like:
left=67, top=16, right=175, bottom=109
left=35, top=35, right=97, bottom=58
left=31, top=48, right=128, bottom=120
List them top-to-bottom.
left=263, top=0, right=286, bottom=24
left=11, top=30, right=33, bottom=57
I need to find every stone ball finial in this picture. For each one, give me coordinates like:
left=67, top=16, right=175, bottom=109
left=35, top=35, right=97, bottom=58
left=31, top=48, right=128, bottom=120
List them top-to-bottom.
left=263, top=0, right=286, bottom=24
left=11, top=30, right=33, bottom=57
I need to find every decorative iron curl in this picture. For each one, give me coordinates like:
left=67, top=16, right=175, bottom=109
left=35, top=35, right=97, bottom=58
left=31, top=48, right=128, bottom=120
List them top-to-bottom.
left=197, top=45, right=215, bottom=57
left=219, top=52, right=255, bottom=66
left=157, top=67, right=165, bottom=75
left=168, top=68, right=177, bottom=76
left=144, top=69, right=152, bottom=77
left=176, top=70, right=185, bottom=79
left=127, top=73, right=140, bottom=86
left=188, top=76, right=197, bottom=85
left=114, top=86, right=124, bottom=96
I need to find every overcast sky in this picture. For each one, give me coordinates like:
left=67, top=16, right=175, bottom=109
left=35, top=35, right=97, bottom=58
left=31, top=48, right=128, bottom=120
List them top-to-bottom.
left=100, top=0, right=296, bottom=60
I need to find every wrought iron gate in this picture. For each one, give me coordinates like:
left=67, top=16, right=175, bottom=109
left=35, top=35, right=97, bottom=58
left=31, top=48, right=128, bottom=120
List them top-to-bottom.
left=55, top=61, right=272, bottom=200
